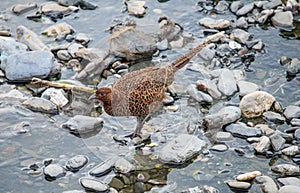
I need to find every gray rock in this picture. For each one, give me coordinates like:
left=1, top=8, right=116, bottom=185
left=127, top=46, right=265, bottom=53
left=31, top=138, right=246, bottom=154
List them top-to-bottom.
left=58, top=0, right=81, bottom=6
left=126, top=0, right=146, bottom=17
left=263, top=0, right=283, bottom=9
left=215, top=1, right=229, bottom=13
left=230, top=1, right=244, bottom=13
left=41, top=2, right=79, bottom=15
left=12, top=3, right=37, bottom=15
left=236, top=3, right=254, bottom=16
left=258, top=9, right=274, bottom=24
left=271, top=11, right=294, bottom=29
left=158, top=16, right=182, bottom=42
left=198, top=17, right=231, bottom=30
left=236, top=17, right=248, bottom=29
left=42, top=22, right=75, bottom=37
left=16, top=26, right=48, bottom=51
left=230, top=29, right=251, bottom=44
left=75, top=33, right=90, bottom=45
left=0, top=37, right=27, bottom=58
left=157, top=39, right=169, bottom=51
left=252, top=40, right=264, bottom=51
left=198, top=46, right=216, bottom=62
left=57, top=50, right=71, bottom=61
left=1, top=51, right=54, bottom=81
left=287, top=58, right=300, bottom=76
left=217, top=69, right=237, bottom=96
left=197, top=79, right=222, bottom=99
left=237, top=80, right=259, bottom=96
left=186, top=84, right=213, bottom=104
left=41, top=88, right=68, bottom=108
left=0, top=89, right=29, bottom=103
left=239, top=91, right=276, bottom=118
left=22, top=97, right=58, bottom=114
left=284, top=105, right=300, bottom=119
left=202, top=106, right=241, bottom=129
left=263, top=111, right=285, bottom=124
left=61, top=115, right=103, bottom=135
left=291, top=118, right=300, bottom=126
left=225, top=123, right=262, bottom=139
left=255, top=124, right=275, bottom=136
left=295, top=129, right=300, bottom=140
left=216, top=132, right=233, bottom=141
left=269, top=133, right=285, bottom=151
left=159, top=134, right=207, bottom=164
left=254, top=136, right=270, bottom=153
left=210, top=144, right=228, bottom=152
left=282, top=146, right=300, bottom=156
left=65, top=155, right=88, bottom=172
left=114, top=157, right=135, bottom=173
left=89, top=159, right=114, bottom=177
left=43, top=164, right=66, bottom=179
left=271, top=164, right=300, bottom=175
left=255, top=176, right=278, bottom=193
left=277, top=177, right=300, bottom=186
left=79, top=178, right=109, bottom=192
left=226, top=181, right=251, bottom=190
left=184, top=185, right=219, bottom=193
left=278, top=185, right=300, bottom=193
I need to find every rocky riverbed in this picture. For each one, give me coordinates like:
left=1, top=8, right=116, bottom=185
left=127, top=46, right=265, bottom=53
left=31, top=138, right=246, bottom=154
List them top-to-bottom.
left=0, top=0, right=300, bottom=192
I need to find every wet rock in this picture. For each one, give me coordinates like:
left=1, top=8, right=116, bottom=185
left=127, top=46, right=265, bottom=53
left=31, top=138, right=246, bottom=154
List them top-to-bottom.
left=125, top=0, right=146, bottom=17
left=263, top=0, right=283, bottom=10
left=230, top=1, right=244, bottom=13
left=41, top=2, right=79, bottom=16
left=12, top=3, right=37, bottom=15
left=236, top=3, right=254, bottom=16
left=271, top=11, right=294, bottom=29
left=198, top=17, right=231, bottom=30
left=236, top=17, right=248, bottom=29
left=42, top=22, right=75, bottom=37
left=16, top=25, right=48, bottom=51
left=109, top=28, right=157, bottom=61
left=230, top=29, right=251, bottom=44
left=75, top=33, right=90, bottom=45
left=0, top=37, right=27, bottom=57
left=157, top=39, right=169, bottom=51
left=198, top=46, right=216, bottom=62
left=0, top=50, right=54, bottom=81
left=57, top=50, right=71, bottom=61
left=286, top=58, right=300, bottom=76
left=217, top=69, right=238, bottom=96
left=197, top=79, right=222, bottom=99
left=237, top=80, right=259, bottom=96
left=186, top=84, right=213, bottom=104
left=41, top=88, right=68, bottom=108
left=0, top=89, right=29, bottom=103
left=239, top=91, right=276, bottom=118
left=22, top=97, right=58, bottom=114
left=283, top=105, right=300, bottom=120
left=202, top=106, right=241, bottom=129
left=263, top=111, right=285, bottom=124
left=62, top=115, right=103, bottom=135
left=291, top=118, right=300, bottom=126
left=225, top=123, right=262, bottom=139
left=255, top=124, right=275, bottom=136
left=216, top=131, right=233, bottom=141
left=269, top=133, right=285, bottom=151
left=159, top=134, right=207, bottom=164
left=254, top=136, right=270, bottom=153
left=210, top=144, right=228, bottom=152
left=282, top=146, right=300, bottom=156
left=65, top=155, right=88, bottom=172
left=114, top=157, right=135, bottom=173
left=89, top=159, right=114, bottom=177
left=43, top=164, right=66, bottom=179
left=271, top=164, right=300, bottom=175
left=237, top=171, right=262, bottom=181
left=255, top=176, right=278, bottom=193
left=277, top=177, right=300, bottom=186
left=80, top=178, right=109, bottom=192
left=226, top=181, right=251, bottom=190
left=184, top=185, right=219, bottom=193
left=278, top=185, right=300, bottom=193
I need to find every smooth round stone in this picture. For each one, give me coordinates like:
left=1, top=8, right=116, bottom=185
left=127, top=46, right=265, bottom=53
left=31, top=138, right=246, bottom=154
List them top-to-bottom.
left=230, top=1, right=244, bottom=13
left=236, top=3, right=254, bottom=16
left=199, top=17, right=231, bottom=30
left=210, top=144, right=228, bottom=152
left=65, top=155, right=88, bottom=172
left=89, top=160, right=114, bottom=177
left=43, top=164, right=66, bottom=179
left=237, top=171, right=262, bottom=181
left=256, top=176, right=278, bottom=193
left=80, top=178, right=109, bottom=192
left=227, top=181, right=251, bottom=190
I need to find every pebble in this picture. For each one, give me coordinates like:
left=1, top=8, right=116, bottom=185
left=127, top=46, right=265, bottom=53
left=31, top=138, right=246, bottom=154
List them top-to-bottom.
left=126, top=0, right=146, bottom=17
left=263, top=0, right=283, bottom=9
left=230, top=1, right=244, bottom=13
left=41, top=2, right=79, bottom=15
left=12, top=3, right=37, bottom=15
left=236, top=3, right=254, bottom=16
left=271, top=11, right=294, bottom=29
left=198, top=17, right=231, bottom=30
left=236, top=17, right=248, bottom=29
left=42, top=22, right=75, bottom=37
left=230, top=29, right=251, bottom=44
left=75, top=33, right=90, bottom=45
left=0, top=37, right=27, bottom=58
left=57, top=50, right=72, bottom=61
left=287, top=58, right=300, bottom=76
left=217, top=68, right=238, bottom=96
left=237, top=80, right=259, bottom=96
left=186, top=84, right=213, bottom=104
left=41, top=88, right=68, bottom=108
left=0, top=89, right=29, bottom=103
left=239, top=91, right=276, bottom=118
left=22, top=97, right=58, bottom=114
left=284, top=105, right=300, bottom=120
left=263, top=111, right=285, bottom=124
left=61, top=115, right=103, bottom=135
left=225, top=123, right=262, bottom=139
left=255, top=124, right=275, bottom=136
left=216, top=132, right=233, bottom=141
left=269, top=133, right=286, bottom=151
left=159, top=134, right=207, bottom=164
left=254, top=136, right=270, bottom=153
left=210, top=144, right=228, bottom=152
left=282, top=146, right=299, bottom=156
left=65, top=155, right=88, bottom=172
left=114, top=157, right=135, bottom=173
left=89, top=159, right=114, bottom=177
left=43, top=164, right=66, bottom=179
left=271, top=164, right=300, bottom=175
left=236, top=171, right=262, bottom=181
left=255, top=175, right=278, bottom=193
left=277, top=177, right=300, bottom=186
left=79, top=178, right=109, bottom=192
left=226, top=181, right=251, bottom=190
left=278, top=185, right=300, bottom=193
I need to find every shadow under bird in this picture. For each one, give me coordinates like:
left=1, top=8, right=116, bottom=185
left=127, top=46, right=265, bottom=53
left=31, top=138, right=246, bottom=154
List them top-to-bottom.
left=92, top=32, right=224, bottom=137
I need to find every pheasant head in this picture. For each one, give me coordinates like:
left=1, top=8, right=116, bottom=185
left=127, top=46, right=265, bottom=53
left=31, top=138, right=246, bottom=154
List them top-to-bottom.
left=95, top=87, right=112, bottom=105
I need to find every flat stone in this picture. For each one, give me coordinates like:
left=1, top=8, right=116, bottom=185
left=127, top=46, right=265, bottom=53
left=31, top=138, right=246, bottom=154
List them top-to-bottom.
left=126, top=0, right=146, bottom=17
left=263, top=0, right=283, bottom=9
left=230, top=1, right=244, bottom=13
left=41, top=2, right=79, bottom=15
left=12, top=3, right=37, bottom=15
left=236, top=3, right=254, bottom=16
left=271, top=11, right=294, bottom=29
left=199, top=17, right=231, bottom=30
left=236, top=17, right=248, bottom=29
left=42, top=22, right=75, bottom=37
left=230, top=29, right=251, bottom=44
left=75, top=33, right=90, bottom=45
left=0, top=37, right=27, bottom=58
left=217, top=69, right=238, bottom=96
left=237, top=80, right=259, bottom=96
left=41, top=88, right=68, bottom=108
left=0, top=89, right=29, bottom=103
left=239, top=91, right=276, bottom=118
left=22, top=97, right=58, bottom=114
left=284, top=105, right=300, bottom=120
left=263, top=111, right=285, bottom=124
left=225, top=123, right=262, bottom=139
left=255, top=124, right=275, bottom=136
left=216, top=132, right=233, bottom=141
left=269, top=133, right=286, bottom=151
left=159, top=134, right=207, bottom=164
left=254, top=136, right=270, bottom=153
left=210, top=144, right=228, bottom=152
left=282, top=146, right=300, bottom=156
left=65, top=155, right=88, bottom=172
left=114, top=157, right=135, bottom=173
left=89, top=159, right=114, bottom=177
left=43, top=164, right=66, bottom=179
left=271, top=164, right=300, bottom=175
left=237, top=171, right=262, bottom=181
left=255, top=176, right=278, bottom=193
left=277, top=177, right=300, bottom=186
left=80, top=178, right=109, bottom=192
left=227, top=181, right=251, bottom=190
left=278, top=185, right=300, bottom=193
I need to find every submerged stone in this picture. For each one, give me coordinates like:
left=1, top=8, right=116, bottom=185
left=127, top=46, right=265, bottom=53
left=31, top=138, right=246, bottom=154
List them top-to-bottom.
left=22, top=97, right=58, bottom=114
left=225, top=123, right=262, bottom=139
left=65, top=155, right=88, bottom=172
left=43, top=164, right=66, bottom=179
left=80, top=178, right=109, bottom=192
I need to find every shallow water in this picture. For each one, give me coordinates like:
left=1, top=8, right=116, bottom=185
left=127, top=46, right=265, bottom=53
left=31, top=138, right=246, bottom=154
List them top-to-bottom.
left=0, top=0, right=299, bottom=192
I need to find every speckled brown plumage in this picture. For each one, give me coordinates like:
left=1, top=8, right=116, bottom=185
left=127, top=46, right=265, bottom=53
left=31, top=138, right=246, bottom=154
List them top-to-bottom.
left=94, top=33, right=222, bottom=136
